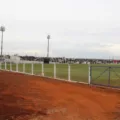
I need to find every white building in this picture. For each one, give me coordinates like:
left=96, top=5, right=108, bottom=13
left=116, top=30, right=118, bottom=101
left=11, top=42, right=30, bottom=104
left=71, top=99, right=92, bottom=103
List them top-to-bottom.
left=10, top=55, right=21, bottom=63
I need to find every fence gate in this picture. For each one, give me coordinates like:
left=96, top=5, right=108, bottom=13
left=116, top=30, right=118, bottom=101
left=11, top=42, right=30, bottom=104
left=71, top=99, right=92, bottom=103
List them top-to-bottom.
left=90, top=66, right=120, bottom=88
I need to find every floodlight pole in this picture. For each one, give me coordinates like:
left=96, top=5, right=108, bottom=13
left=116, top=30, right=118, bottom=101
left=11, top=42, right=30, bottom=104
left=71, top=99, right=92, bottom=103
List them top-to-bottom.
left=0, top=26, right=5, bottom=57
left=1, top=31, right=3, bottom=57
left=47, top=35, right=50, bottom=57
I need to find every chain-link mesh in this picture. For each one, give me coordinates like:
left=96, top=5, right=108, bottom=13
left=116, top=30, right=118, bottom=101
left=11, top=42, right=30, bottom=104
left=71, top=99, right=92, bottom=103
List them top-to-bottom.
left=1, top=62, right=5, bottom=70
left=6, top=63, right=10, bottom=71
left=12, top=63, right=16, bottom=71
left=18, top=63, right=23, bottom=73
left=33, top=63, right=42, bottom=75
left=25, top=64, right=31, bottom=74
left=44, top=64, right=54, bottom=78
left=56, top=64, right=68, bottom=80
left=71, top=64, right=88, bottom=83
left=91, top=66, right=109, bottom=86
left=91, top=66, right=120, bottom=88
left=110, top=67, right=120, bottom=87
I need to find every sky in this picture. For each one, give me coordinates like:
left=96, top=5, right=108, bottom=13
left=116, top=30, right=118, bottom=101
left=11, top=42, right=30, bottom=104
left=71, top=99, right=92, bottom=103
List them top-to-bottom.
left=0, top=0, right=120, bottom=59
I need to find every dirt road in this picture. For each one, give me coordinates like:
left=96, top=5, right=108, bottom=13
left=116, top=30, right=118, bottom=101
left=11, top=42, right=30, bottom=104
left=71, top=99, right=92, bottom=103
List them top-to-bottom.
left=0, top=71, right=120, bottom=120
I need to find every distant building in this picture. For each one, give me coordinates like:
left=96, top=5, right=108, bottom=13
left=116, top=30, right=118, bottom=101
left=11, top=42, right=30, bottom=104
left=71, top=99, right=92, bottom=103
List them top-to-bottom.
left=10, top=55, right=21, bottom=63
left=113, top=60, right=120, bottom=64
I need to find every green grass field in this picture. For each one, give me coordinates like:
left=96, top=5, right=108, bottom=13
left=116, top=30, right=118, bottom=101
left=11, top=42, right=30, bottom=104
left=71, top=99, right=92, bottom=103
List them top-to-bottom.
left=1, top=63, right=120, bottom=87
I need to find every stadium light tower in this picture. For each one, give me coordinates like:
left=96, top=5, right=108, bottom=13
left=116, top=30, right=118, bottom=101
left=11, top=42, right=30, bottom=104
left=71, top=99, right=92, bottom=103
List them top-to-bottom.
left=0, top=26, right=5, bottom=57
left=47, top=35, right=50, bottom=57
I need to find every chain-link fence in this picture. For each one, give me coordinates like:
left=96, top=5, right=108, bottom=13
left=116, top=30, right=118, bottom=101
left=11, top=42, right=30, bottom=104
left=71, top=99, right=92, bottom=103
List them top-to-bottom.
left=0, top=62, right=120, bottom=88
left=0, top=62, right=89, bottom=83
left=33, top=63, right=42, bottom=75
left=56, top=64, right=68, bottom=80
left=71, top=64, right=88, bottom=83
left=90, top=66, right=120, bottom=88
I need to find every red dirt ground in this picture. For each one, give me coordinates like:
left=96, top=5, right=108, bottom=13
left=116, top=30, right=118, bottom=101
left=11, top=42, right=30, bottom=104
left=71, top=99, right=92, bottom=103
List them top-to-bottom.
left=0, top=71, right=120, bottom=120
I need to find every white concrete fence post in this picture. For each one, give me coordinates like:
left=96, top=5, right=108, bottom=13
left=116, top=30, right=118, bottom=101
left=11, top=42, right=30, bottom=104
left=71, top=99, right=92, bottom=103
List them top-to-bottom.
left=10, top=62, right=12, bottom=71
left=16, top=62, right=18, bottom=72
left=42, top=62, right=44, bottom=76
left=54, top=62, right=56, bottom=78
left=23, top=63, right=25, bottom=73
left=31, top=63, right=34, bottom=75
left=88, top=63, right=91, bottom=84
left=68, top=64, right=71, bottom=81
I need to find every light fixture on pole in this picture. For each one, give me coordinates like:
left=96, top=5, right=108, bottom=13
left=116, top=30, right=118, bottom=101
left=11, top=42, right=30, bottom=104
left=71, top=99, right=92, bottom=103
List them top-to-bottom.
left=0, top=26, right=5, bottom=57
left=47, top=35, right=50, bottom=57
